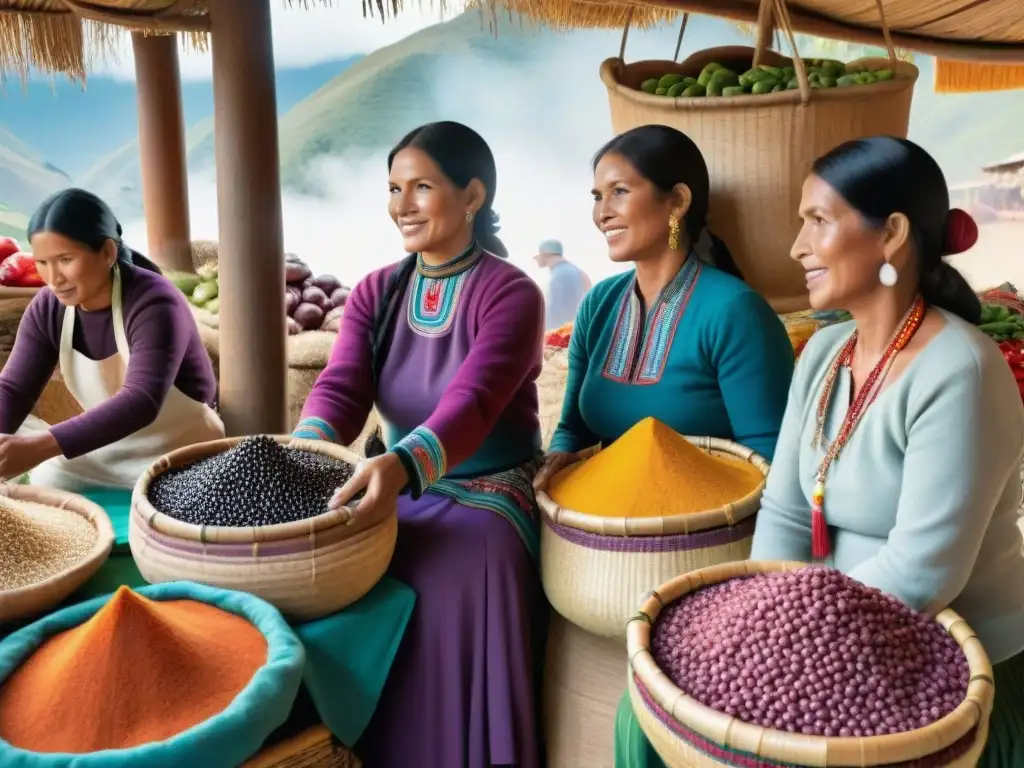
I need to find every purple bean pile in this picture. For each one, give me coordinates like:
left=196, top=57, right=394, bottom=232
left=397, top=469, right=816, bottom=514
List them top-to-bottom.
left=651, top=567, right=969, bottom=738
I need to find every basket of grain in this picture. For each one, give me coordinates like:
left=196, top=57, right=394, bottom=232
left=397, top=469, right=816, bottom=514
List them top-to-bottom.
left=599, top=0, right=918, bottom=314
left=536, top=417, right=767, bottom=639
left=129, top=435, right=396, bottom=621
left=0, top=483, right=115, bottom=624
left=627, top=561, right=992, bottom=767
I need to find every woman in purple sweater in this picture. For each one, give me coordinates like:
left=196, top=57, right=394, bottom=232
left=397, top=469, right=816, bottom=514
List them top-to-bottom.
left=293, top=122, right=545, bottom=767
left=0, top=189, right=223, bottom=491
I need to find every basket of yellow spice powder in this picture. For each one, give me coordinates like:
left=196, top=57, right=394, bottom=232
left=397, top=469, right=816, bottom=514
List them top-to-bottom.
left=537, top=418, right=767, bottom=639
left=0, top=483, right=115, bottom=624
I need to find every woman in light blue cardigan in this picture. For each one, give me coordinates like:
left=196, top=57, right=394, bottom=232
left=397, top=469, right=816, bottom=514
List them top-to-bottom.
left=616, top=137, right=1024, bottom=767
left=751, top=137, right=1024, bottom=767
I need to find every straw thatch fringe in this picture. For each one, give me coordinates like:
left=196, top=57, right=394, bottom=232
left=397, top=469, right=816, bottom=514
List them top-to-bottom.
left=935, top=59, right=1024, bottom=92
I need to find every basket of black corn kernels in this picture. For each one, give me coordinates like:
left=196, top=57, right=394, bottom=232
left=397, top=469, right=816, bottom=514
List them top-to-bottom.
left=129, top=435, right=396, bottom=621
left=626, top=561, right=993, bottom=768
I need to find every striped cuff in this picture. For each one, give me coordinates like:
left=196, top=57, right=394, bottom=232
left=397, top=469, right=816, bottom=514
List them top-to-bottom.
left=292, top=416, right=339, bottom=443
left=390, top=426, right=446, bottom=497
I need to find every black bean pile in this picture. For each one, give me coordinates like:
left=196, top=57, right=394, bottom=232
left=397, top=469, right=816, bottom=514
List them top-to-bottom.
left=147, top=436, right=358, bottom=526
left=652, top=567, right=969, bottom=738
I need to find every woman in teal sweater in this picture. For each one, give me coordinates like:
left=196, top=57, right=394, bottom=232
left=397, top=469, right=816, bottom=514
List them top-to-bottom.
left=533, top=125, right=795, bottom=766
left=751, top=137, right=1024, bottom=768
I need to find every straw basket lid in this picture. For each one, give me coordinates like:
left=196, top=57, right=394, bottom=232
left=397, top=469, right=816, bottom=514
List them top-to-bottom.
left=132, top=435, right=376, bottom=545
left=537, top=436, right=769, bottom=537
left=0, top=483, right=115, bottom=624
left=626, top=561, right=995, bottom=767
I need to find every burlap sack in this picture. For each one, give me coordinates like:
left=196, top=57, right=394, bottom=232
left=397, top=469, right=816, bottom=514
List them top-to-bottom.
left=542, top=611, right=626, bottom=768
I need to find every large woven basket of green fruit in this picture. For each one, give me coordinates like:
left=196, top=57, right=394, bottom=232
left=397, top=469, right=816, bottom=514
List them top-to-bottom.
left=599, top=0, right=918, bottom=314
left=129, top=435, right=397, bottom=622
left=626, top=561, right=992, bottom=767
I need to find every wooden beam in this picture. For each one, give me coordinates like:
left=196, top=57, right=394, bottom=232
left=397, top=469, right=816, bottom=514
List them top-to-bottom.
left=209, top=0, right=288, bottom=436
left=132, top=32, right=193, bottom=273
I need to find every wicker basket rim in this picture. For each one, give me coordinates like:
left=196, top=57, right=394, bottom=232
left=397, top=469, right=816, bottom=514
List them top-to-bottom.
left=600, top=52, right=920, bottom=110
left=131, top=435, right=380, bottom=544
left=536, top=435, right=768, bottom=535
left=0, top=484, right=115, bottom=605
left=626, top=560, right=993, bottom=767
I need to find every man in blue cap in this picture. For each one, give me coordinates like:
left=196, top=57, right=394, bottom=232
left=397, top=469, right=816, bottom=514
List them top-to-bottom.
left=534, top=239, right=591, bottom=330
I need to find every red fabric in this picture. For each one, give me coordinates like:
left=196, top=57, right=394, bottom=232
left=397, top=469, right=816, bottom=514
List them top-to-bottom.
left=943, top=208, right=979, bottom=255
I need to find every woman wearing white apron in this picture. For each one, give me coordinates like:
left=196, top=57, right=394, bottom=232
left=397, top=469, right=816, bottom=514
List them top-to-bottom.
left=0, top=189, right=223, bottom=531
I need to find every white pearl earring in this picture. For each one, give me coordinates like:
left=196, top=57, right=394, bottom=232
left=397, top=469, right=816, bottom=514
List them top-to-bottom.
left=878, top=261, right=898, bottom=287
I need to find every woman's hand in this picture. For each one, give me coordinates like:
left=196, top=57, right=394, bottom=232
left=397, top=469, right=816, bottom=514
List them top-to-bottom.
left=0, top=432, right=61, bottom=480
left=533, top=449, right=587, bottom=491
left=329, top=451, right=409, bottom=523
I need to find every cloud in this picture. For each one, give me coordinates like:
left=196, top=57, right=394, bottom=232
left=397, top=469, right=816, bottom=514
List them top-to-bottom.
left=88, top=2, right=444, bottom=82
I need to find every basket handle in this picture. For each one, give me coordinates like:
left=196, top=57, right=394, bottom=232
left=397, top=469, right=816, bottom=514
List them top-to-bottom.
left=618, top=8, right=691, bottom=64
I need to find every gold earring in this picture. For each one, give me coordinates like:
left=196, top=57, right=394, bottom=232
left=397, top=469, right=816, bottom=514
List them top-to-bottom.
left=465, top=211, right=473, bottom=225
left=668, top=215, right=681, bottom=251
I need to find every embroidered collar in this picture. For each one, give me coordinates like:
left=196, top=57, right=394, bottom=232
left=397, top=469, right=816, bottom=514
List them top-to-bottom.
left=416, top=241, right=483, bottom=279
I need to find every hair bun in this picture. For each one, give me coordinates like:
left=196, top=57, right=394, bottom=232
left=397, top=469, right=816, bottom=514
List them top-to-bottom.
left=943, top=208, right=978, bottom=255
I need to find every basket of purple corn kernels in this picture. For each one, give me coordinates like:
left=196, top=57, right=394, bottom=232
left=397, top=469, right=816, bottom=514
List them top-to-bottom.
left=626, top=561, right=993, bottom=767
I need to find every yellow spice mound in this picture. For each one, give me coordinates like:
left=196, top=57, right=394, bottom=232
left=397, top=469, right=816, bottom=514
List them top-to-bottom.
left=548, top=417, right=764, bottom=518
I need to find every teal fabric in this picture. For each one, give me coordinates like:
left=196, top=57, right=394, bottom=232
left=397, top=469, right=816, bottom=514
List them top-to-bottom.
left=548, top=262, right=794, bottom=461
left=79, top=487, right=133, bottom=552
left=294, top=576, right=416, bottom=747
left=0, top=582, right=305, bottom=768
left=978, top=649, right=1024, bottom=767
left=614, top=691, right=666, bottom=768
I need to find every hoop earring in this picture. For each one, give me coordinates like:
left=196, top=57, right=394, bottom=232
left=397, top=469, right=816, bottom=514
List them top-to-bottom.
left=668, top=215, right=681, bottom=251
left=878, top=261, right=899, bottom=287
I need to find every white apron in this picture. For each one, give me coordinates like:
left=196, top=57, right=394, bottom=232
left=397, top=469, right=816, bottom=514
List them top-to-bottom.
left=19, top=267, right=225, bottom=491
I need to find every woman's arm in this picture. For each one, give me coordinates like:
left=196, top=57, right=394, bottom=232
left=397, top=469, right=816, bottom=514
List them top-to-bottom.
left=390, top=272, right=544, bottom=496
left=294, top=276, right=378, bottom=445
left=708, top=290, right=795, bottom=461
left=548, top=293, right=601, bottom=454
left=48, top=294, right=194, bottom=458
left=0, top=296, right=59, bottom=434
left=748, top=349, right=814, bottom=563
left=847, top=353, right=1023, bottom=614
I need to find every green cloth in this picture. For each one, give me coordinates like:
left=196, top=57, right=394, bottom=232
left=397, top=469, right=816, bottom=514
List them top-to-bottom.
left=548, top=260, right=794, bottom=461
left=80, top=487, right=133, bottom=552
left=70, top=554, right=146, bottom=602
left=294, top=576, right=416, bottom=747
left=0, top=582, right=305, bottom=768
left=616, top=651, right=1024, bottom=767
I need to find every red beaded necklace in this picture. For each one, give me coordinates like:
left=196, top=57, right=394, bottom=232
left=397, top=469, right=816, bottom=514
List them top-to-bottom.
left=810, top=296, right=926, bottom=559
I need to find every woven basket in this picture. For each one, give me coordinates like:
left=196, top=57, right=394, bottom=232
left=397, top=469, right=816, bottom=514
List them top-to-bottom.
left=599, top=0, right=918, bottom=314
left=0, top=288, right=40, bottom=372
left=539, top=347, right=570, bottom=450
left=129, top=436, right=397, bottom=621
left=537, top=436, right=768, bottom=639
left=0, top=483, right=115, bottom=624
left=626, top=561, right=994, bottom=768
left=542, top=611, right=624, bottom=768
left=244, top=725, right=360, bottom=768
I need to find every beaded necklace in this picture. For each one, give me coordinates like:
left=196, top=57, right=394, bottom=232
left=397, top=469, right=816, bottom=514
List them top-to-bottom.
left=809, top=296, right=926, bottom=559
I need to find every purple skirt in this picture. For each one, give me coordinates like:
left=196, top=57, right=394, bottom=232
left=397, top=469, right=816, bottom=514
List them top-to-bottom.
left=356, top=492, right=545, bottom=768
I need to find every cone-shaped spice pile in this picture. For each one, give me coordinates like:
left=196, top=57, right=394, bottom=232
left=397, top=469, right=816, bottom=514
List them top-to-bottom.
left=549, top=417, right=763, bottom=518
left=0, top=587, right=268, bottom=753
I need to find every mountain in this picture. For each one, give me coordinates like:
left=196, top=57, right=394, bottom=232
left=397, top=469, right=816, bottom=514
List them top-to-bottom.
left=0, top=126, right=72, bottom=232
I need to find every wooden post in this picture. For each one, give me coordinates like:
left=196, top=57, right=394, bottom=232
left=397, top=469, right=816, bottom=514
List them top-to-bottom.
left=209, top=0, right=288, bottom=436
left=132, top=32, right=192, bottom=273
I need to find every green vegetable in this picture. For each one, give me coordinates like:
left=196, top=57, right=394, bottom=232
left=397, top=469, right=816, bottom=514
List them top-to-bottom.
left=697, top=63, right=723, bottom=86
left=758, top=65, right=785, bottom=79
left=710, top=69, right=740, bottom=87
left=739, top=69, right=764, bottom=88
left=873, top=69, right=895, bottom=81
left=857, top=72, right=877, bottom=84
left=657, top=74, right=683, bottom=89
left=836, top=74, right=860, bottom=88
left=817, top=76, right=837, bottom=88
left=683, top=77, right=698, bottom=88
left=787, top=77, right=801, bottom=90
left=640, top=78, right=659, bottom=94
left=751, top=78, right=779, bottom=94
left=705, top=79, right=724, bottom=97
left=666, top=82, right=687, bottom=97
left=682, top=83, right=706, bottom=97
left=771, top=84, right=784, bottom=92
left=722, top=85, right=745, bottom=97
left=655, top=87, right=668, bottom=96
left=196, top=262, right=218, bottom=280
left=166, top=271, right=201, bottom=296
left=191, top=280, right=219, bottom=305
left=204, top=297, right=220, bottom=314
left=979, top=321, right=1020, bottom=337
